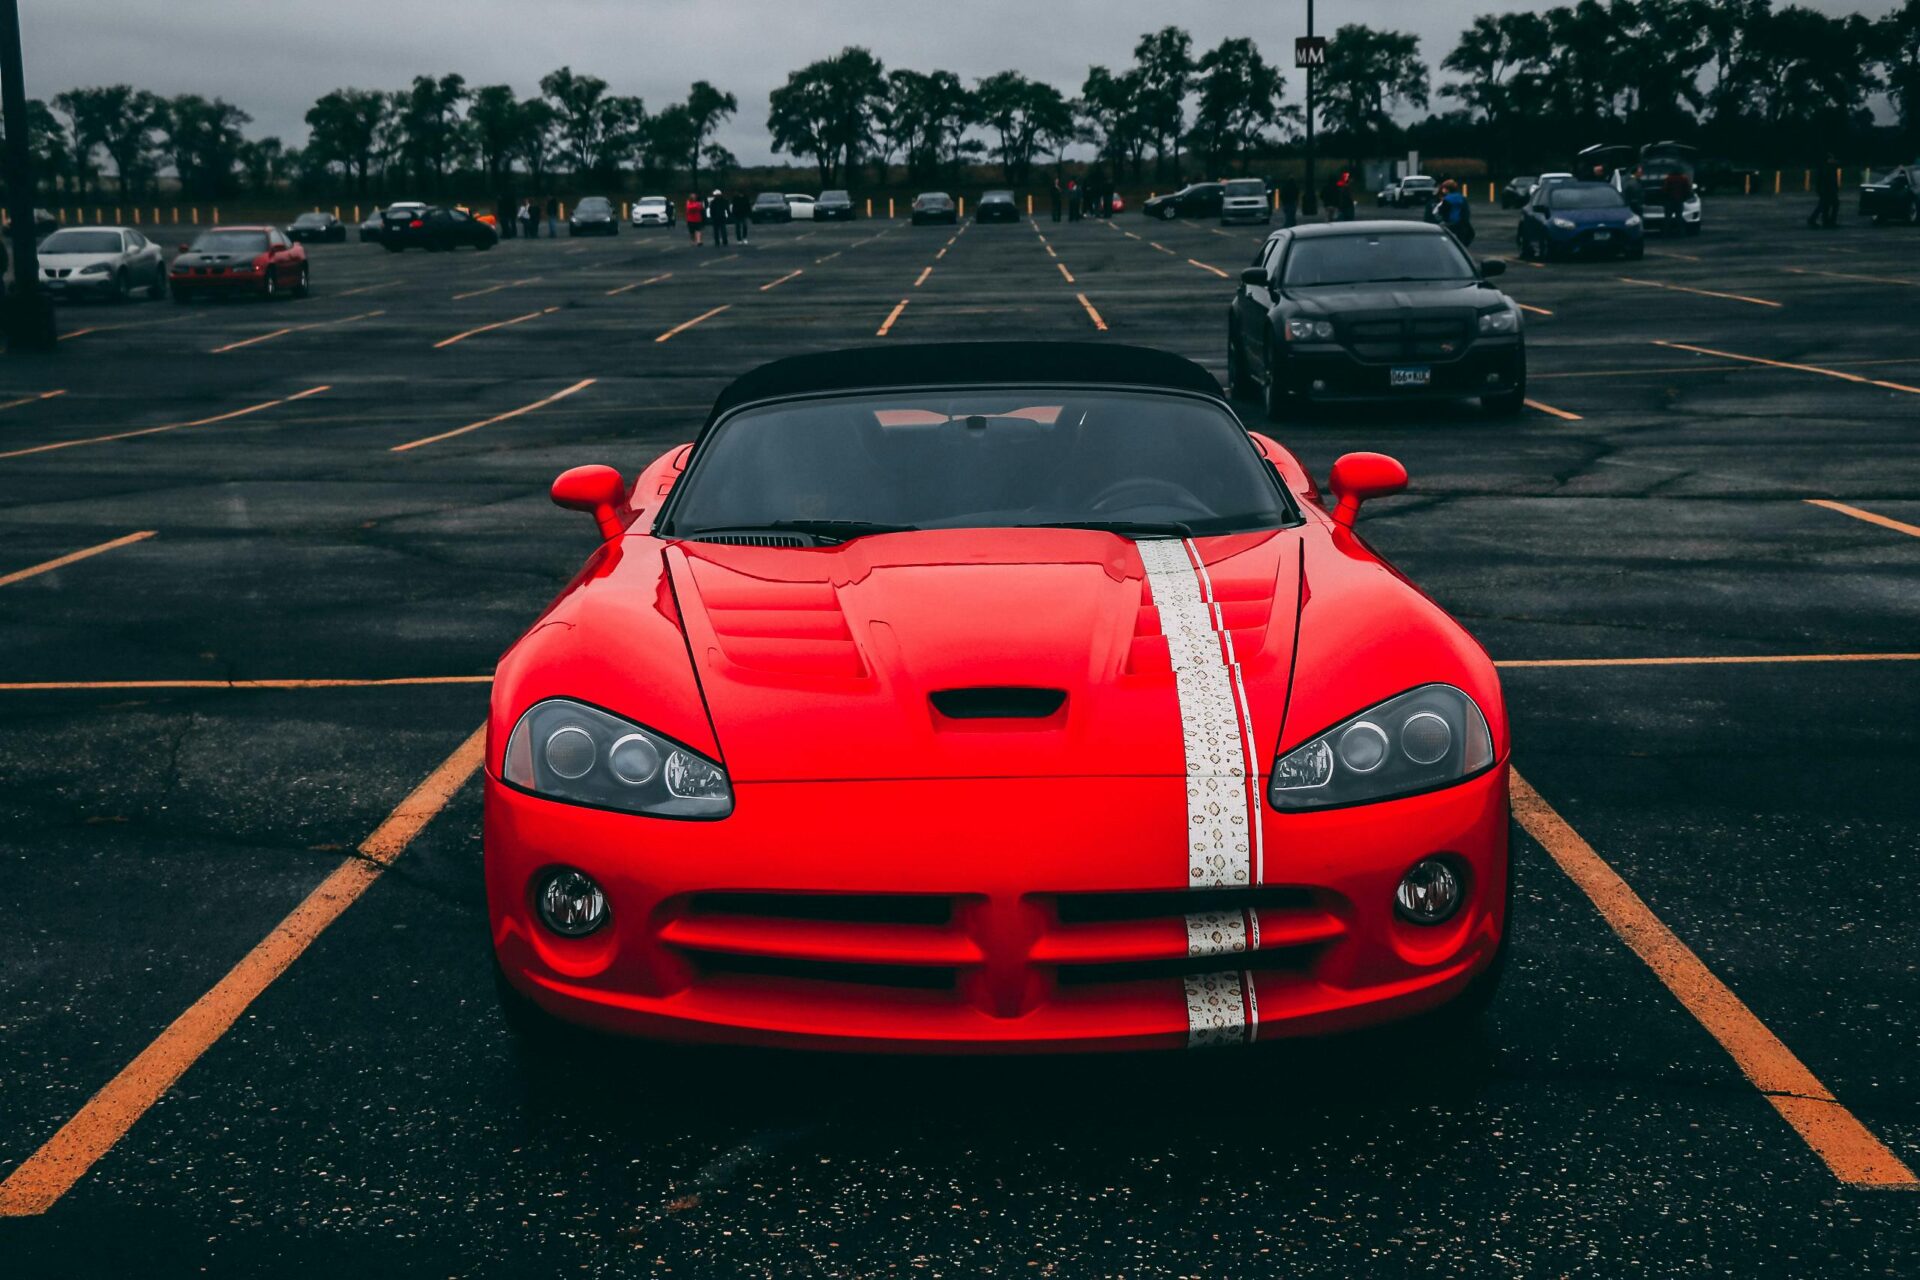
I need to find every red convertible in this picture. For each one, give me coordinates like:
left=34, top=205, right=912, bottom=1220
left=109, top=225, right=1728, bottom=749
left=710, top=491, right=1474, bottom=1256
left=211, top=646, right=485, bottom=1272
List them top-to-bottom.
left=486, top=344, right=1510, bottom=1053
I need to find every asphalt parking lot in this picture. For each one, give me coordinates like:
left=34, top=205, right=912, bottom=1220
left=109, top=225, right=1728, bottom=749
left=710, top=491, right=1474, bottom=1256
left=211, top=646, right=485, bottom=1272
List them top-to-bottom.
left=1, top=197, right=1916, bottom=1275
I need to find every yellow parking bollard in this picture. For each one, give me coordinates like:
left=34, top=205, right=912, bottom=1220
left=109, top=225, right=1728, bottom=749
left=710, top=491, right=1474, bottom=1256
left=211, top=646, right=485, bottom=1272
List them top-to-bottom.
left=1802, top=169, right=1810, bottom=192
left=1773, top=171, right=1780, bottom=195
left=1744, top=173, right=1752, bottom=195
left=1487, top=181, right=1495, bottom=203
left=1027, top=193, right=1034, bottom=215
left=888, top=196, right=895, bottom=218
left=958, top=196, right=965, bottom=217
left=865, top=197, right=873, bottom=217
left=333, top=204, right=341, bottom=219
left=353, top=205, right=360, bottom=223
left=114, top=206, right=122, bottom=222
left=132, top=207, right=140, bottom=224
left=171, top=207, right=179, bottom=223
left=192, top=207, right=200, bottom=224
left=212, top=207, right=220, bottom=222
left=57, top=208, right=67, bottom=224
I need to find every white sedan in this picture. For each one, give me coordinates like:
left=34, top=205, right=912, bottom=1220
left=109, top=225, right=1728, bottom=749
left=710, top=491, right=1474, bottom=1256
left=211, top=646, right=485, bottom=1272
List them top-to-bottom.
left=784, top=193, right=817, bottom=220
left=631, top=196, right=674, bottom=227
left=37, top=226, right=167, bottom=301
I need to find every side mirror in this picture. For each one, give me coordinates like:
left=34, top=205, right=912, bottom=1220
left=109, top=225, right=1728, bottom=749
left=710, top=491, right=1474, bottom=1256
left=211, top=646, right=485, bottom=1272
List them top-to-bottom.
left=1479, top=258, right=1507, bottom=277
left=1239, top=266, right=1268, bottom=287
left=1328, top=452, right=1408, bottom=529
left=551, top=464, right=630, bottom=542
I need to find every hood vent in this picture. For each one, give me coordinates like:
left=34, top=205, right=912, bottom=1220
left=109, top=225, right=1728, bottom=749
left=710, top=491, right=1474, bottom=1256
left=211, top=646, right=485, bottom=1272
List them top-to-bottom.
left=686, top=532, right=809, bottom=547
left=929, top=686, right=1066, bottom=720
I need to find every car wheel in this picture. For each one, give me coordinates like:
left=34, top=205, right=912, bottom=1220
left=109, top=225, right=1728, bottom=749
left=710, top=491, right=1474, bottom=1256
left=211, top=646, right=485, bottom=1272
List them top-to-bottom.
left=1159, top=205, right=1178, bottom=221
left=477, top=236, right=494, bottom=251
left=385, top=242, right=403, bottom=253
left=1624, top=242, right=1645, bottom=260
left=146, top=263, right=167, bottom=299
left=293, top=264, right=310, bottom=298
left=113, top=268, right=131, bottom=303
left=262, top=270, right=277, bottom=300
left=1262, top=336, right=1293, bottom=422
left=1482, top=350, right=1527, bottom=418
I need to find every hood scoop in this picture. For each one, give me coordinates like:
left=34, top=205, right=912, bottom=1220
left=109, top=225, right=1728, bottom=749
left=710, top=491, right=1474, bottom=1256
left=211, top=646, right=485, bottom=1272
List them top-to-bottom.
left=685, top=532, right=809, bottom=547
left=929, top=686, right=1067, bottom=721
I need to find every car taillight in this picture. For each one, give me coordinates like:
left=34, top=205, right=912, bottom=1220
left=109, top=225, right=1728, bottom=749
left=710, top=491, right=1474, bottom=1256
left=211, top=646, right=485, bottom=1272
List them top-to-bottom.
left=409, top=219, right=423, bottom=228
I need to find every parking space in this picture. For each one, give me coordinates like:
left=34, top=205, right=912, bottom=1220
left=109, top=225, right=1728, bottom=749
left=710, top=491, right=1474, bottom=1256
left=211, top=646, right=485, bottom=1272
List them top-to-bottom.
left=0, top=198, right=1916, bottom=1272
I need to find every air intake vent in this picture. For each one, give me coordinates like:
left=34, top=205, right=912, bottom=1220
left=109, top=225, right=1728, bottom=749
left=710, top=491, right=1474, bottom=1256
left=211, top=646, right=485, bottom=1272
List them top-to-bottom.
left=685, top=533, right=810, bottom=547
left=929, top=686, right=1066, bottom=720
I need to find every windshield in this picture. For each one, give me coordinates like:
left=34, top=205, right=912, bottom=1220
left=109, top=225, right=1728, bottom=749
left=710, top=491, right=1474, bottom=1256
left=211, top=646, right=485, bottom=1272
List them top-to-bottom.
left=1512, top=176, right=1536, bottom=186
left=1402, top=177, right=1434, bottom=188
left=1224, top=180, right=1265, bottom=197
left=1549, top=185, right=1628, bottom=211
left=821, top=190, right=850, bottom=202
left=983, top=191, right=1013, bottom=202
left=754, top=194, right=783, bottom=206
left=918, top=194, right=951, bottom=206
left=576, top=198, right=610, bottom=214
left=293, top=213, right=327, bottom=225
left=41, top=229, right=123, bottom=254
left=189, top=231, right=269, bottom=254
left=1281, top=232, right=1473, bottom=287
left=663, top=389, right=1293, bottom=538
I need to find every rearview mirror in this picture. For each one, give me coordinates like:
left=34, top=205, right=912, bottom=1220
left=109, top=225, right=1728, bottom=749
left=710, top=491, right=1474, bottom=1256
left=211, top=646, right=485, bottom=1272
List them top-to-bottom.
left=1479, top=258, right=1507, bottom=277
left=1239, top=266, right=1267, bottom=287
left=1328, top=452, right=1408, bottom=529
left=551, top=464, right=630, bottom=542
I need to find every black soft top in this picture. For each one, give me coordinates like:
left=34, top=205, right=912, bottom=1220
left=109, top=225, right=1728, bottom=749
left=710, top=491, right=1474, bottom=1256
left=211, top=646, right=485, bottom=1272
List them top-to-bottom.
left=703, top=342, right=1224, bottom=430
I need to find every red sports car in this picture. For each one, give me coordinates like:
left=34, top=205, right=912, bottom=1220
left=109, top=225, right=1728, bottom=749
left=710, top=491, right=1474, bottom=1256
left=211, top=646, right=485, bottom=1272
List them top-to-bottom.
left=169, top=225, right=308, bottom=301
left=486, top=343, right=1510, bottom=1053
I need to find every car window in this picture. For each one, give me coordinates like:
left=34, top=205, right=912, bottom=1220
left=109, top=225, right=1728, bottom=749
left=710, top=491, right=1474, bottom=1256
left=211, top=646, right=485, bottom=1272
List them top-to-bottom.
left=1224, top=180, right=1265, bottom=197
left=1549, top=186, right=1628, bottom=210
left=577, top=198, right=610, bottom=214
left=42, top=229, right=125, bottom=254
left=190, top=230, right=270, bottom=254
left=128, top=231, right=147, bottom=248
left=1281, top=232, right=1474, bottom=287
left=665, top=389, right=1294, bottom=537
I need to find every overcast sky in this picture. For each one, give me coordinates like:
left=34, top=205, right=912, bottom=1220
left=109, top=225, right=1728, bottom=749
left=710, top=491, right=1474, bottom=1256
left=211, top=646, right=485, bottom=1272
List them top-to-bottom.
left=23, top=0, right=1900, bottom=165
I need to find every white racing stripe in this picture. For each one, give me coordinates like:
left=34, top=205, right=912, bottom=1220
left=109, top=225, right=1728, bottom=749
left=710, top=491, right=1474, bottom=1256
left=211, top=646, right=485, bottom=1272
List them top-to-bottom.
left=1184, top=910, right=1249, bottom=957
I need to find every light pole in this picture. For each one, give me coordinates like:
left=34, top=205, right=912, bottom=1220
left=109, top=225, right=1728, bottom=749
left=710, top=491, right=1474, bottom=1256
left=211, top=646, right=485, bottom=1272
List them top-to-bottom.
left=0, top=0, right=55, bottom=350
left=1302, top=0, right=1317, bottom=216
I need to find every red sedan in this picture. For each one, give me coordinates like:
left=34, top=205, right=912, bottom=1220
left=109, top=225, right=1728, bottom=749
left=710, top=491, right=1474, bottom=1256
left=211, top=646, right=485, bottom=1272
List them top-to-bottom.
left=169, top=225, right=308, bottom=301
left=485, top=343, right=1509, bottom=1053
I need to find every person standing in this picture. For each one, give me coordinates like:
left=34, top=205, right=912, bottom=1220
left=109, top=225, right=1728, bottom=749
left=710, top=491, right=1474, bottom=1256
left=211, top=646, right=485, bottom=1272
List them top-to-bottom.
left=1808, top=155, right=1840, bottom=229
left=1661, top=167, right=1691, bottom=231
left=1334, top=171, right=1357, bottom=221
left=1279, top=177, right=1300, bottom=228
left=1049, top=179, right=1062, bottom=223
left=1436, top=179, right=1474, bottom=246
left=685, top=191, right=705, bottom=246
left=710, top=191, right=730, bottom=247
left=733, top=192, right=751, bottom=243
left=545, top=196, right=559, bottom=238
left=516, top=199, right=534, bottom=240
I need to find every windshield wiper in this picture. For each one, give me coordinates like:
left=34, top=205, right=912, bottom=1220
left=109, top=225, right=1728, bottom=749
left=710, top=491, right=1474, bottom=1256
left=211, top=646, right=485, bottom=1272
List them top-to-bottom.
left=677, top=519, right=920, bottom=543
left=1014, top=519, right=1194, bottom=537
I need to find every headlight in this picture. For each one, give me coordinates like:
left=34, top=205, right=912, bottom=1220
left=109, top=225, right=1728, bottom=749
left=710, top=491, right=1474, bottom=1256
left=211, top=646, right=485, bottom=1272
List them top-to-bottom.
left=1624, top=214, right=1642, bottom=228
left=1549, top=216, right=1575, bottom=230
left=77, top=262, right=112, bottom=275
left=1476, top=307, right=1517, bottom=334
left=1285, top=317, right=1334, bottom=341
left=1268, top=684, right=1494, bottom=812
left=503, top=697, right=733, bottom=818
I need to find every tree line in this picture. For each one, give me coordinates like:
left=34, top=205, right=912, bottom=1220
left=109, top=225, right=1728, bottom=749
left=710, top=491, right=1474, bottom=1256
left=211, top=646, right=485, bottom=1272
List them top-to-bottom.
left=8, top=1, right=1918, bottom=203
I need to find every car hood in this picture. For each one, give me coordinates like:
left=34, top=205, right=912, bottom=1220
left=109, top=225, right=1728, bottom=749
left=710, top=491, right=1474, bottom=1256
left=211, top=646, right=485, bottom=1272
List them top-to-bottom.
left=1549, top=206, right=1634, bottom=226
left=173, top=251, right=257, bottom=266
left=40, top=252, right=121, bottom=268
left=1286, top=280, right=1493, bottom=313
left=664, top=528, right=1306, bottom=782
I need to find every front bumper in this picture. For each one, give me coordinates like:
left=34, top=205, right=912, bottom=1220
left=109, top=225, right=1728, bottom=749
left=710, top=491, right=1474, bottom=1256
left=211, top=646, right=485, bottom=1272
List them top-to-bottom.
left=1222, top=205, right=1271, bottom=224
left=569, top=221, right=617, bottom=235
left=1544, top=226, right=1642, bottom=255
left=169, top=269, right=267, bottom=292
left=42, top=272, right=119, bottom=296
left=1278, top=336, right=1523, bottom=404
left=486, top=765, right=1509, bottom=1052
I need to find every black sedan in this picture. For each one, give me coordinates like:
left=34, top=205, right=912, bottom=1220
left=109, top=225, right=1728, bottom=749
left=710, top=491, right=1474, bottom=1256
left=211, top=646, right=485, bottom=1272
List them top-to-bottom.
left=1859, top=166, right=1917, bottom=226
left=1499, top=176, right=1537, bottom=209
left=1142, top=182, right=1223, bottom=220
left=814, top=189, right=856, bottom=221
left=976, top=190, right=1019, bottom=223
left=911, top=192, right=957, bottom=225
left=749, top=193, right=792, bottom=223
left=568, top=195, right=619, bottom=236
left=380, top=205, right=497, bottom=253
left=357, top=208, right=384, bottom=242
left=287, top=211, right=347, bottom=243
left=1225, top=221, right=1524, bottom=419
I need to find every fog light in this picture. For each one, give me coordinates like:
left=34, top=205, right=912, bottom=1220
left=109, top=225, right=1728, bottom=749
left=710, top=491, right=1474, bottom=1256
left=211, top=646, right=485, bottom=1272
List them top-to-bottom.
left=1311, top=378, right=1327, bottom=392
left=1395, top=858, right=1462, bottom=924
left=535, top=868, right=608, bottom=936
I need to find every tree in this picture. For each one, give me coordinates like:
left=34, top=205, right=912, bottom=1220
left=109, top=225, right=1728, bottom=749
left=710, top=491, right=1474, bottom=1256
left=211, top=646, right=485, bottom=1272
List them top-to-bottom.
left=1612, top=0, right=1711, bottom=129
left=1876, top=0, right=1920, bottom=135
left=1746, top=6, right=1879, bottom=132
left=1442, top=13, right=1551, bottom=128
left=1320, top=25, right=1430, bottom=142
left=1130, top=27, right=1194, bottom=178
left=1188, top=37, right=1293, bottom=172
left=769, top=61, right=840, bottom=184
left=541, top=67, right=639, bottom=182
left=881, top=69, right=977, bottom=185
left=975, top=72, right=1071, bottom=182
left=394, top=73, right=469, bottom=187
left=680, top=81, right=737, bottom=188
left=469, top=84, right=523, bottom=188
left=52, top=85, right=160, bottom=200
left=304, top=88, right=387, bottom=194
left=160, top=95, right=251, bottom=200
left=517, top=97, right=559, bottom=189
left=1, top=99, right=69, bottom=195
left=647, top=103, right=697, bottom=184
left=239, top=136, right=284, bottom=195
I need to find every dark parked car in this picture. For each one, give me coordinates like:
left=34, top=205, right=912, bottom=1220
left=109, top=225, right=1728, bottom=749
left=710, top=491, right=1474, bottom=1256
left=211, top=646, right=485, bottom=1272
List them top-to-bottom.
left=1695, top=159, right=1760, bottom=195
left=1858, top=165, right=1918, bottom=225
left=1500, top=176, right=1537, bottom=209
left=1516, top=181, right=1644, bottom=260
left=1142, top=182, right=1223, bottom=220
left=814, top=189, right=856, bottom=221
left=976, top=190, right=1019, bottom=223
left=750, top=192, right=792, bottom=223
left=911, top=192, right=958, bottom=225
left=568, top=195, right=619, bottom=236
left=381, top=205, right=497, bottom=253
left=357, top=207, right=386, bottom=242
left=286, top=211, right=347, bottom=243
left=1226, top=221, right=1523, bottom=419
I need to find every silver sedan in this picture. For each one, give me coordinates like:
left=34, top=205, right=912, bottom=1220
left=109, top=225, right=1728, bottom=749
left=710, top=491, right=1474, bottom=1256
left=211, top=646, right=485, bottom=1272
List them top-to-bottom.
left=35, top=226, right=168, bottom=301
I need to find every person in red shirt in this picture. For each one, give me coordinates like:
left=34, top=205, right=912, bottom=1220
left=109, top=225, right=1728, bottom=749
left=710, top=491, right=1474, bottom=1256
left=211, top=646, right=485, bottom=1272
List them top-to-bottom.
left=685, top=192, right=706, bottom=246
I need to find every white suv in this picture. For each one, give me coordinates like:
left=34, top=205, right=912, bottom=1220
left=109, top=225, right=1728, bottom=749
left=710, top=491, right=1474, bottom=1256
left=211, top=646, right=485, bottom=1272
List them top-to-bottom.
left=1220, top=178, right=1270, bottom=224
left=631, top=196, right=673, bottom=227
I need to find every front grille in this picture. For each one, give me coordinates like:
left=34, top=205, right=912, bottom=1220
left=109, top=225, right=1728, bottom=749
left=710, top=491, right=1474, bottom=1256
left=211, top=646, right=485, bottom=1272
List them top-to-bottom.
left=1342, top=315, right=1470, bottom=362
left=1057, top=885, right=1314, bottom=925
left=687, top=891, right=953, bottom=927
left=696, top=952, right=958, bottom=990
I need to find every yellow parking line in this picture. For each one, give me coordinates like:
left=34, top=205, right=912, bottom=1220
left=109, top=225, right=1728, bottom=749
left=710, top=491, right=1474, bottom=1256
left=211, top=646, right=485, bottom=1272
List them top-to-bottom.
left=1122, top=231, right=1142, bottom=240
left=1148, top=241, right=1176, bottom=255
left=1044, top=244, right=1058, bottom=258
left=935, top=246, right=948, bottom=260
left=1645, top=250, right=1703, bottom=262
left=814, top=251, right=842, bottom=265
left=698, top=253, right=739, bottom=267
left=1187, top=259, right=1229, bottom=279
left=1056, top=262, right=1076, bottom=284
left=913, top=267, right=932, bottom=288
left=1783, top=267, right=1919, bottom=287
left=760, top=269, right=804, bottom=292
left=605, top=272, right=672, bottom=296
left=451, top=276, right=542, bottom=301
left=1619, top=277, right=1782, bottom=308
left=335, top=280, right=400, bottom=297
left=1076, top=293, right=1108, bottom=331
left=876, top=298, right=909, bottom=336
left=1517, top=303, right=1552, bottom=317
left=654, top=305, right=730, bottom=343
left=432, top=306, right=558, bottom=349
left=210, top=310, right=384, bottom=353
left=57, top=314, right=198, bottom=341
left=1652, top=340, right=1920, bottom=394
left=390, top=378, right=596, bottom=452
left=0, top=386, right=328, bottom=461
left=0, top=389, right=66, bottom=412
left=1524, top=398, right=1582, bottom=421
left=1805, top=499, right=1920, bottom=539
left=0, top=531, right=155, bottom=589
left=1496, top=652, right=1920, bottom=668
left=0, top=675, right=493, bottom=691
left=0, top=726, right=487, bottom=1218
left=1511, top=770, right=1918, bottom=1190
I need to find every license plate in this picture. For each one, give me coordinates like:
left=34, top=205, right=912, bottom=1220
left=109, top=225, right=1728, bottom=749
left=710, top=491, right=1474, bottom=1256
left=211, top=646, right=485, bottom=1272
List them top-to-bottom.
left=1592, top=229, right=1611, bottom=240
left=1389, top=365, right=1431, bottom=388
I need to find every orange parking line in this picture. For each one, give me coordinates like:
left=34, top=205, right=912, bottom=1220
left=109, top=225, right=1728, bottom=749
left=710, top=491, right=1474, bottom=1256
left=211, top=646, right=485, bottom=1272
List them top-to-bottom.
left=1148, top=241, right=1176, bottom=255
left=935, top=246, right=948, bottom=260
left=814, top=251, right=842, bottom=265
left=697, top=253, right=739, bottom=267
left=1187, top=259, right=1229, bottom=279
left=1056, top=262, right=1076, bottom=284
left=913, top=266, right=932, bottom=288
left=1783, top=266, right=1918, bottom=287
left=760, top=269, right=804, bottom=292
left=606, top=272, right=671, bottom=296
left=451, top=276, right=542, bottom=301
left=1619, top=277, right=1782, bottom=308
left=335, top=281, right=400, bottom=297
left=1076, top=293, right=1108, bottom=331
left=876, top=299, right=909, bottom=336
left=1517, top=303, right=1552, bottom=317
left=654, top=305, right=730, bottom=343
left=432, top=306, right=558, bottom=349
left=210, top=310, right=384, bottom=353
left=1652, top=340, right=1920, bottom=394
left=390, top=378, right=596, bottom=452
left=0, top=386, right=328, bottom=461
left=0, top=389, right=66, bottom=412
left=1524, top=398, right=1582, bottom=421
left=1805, top=500, right=1920, bottom=539
left=0, top=530, right=155, bottom=589
left=1496, top=652, right=1920, bottom=669
left=0, top=675, right=493, bottom=691
left=0, top=726, right=488, bottom=1218
left=1511, top=770, right=1918, bottom=1190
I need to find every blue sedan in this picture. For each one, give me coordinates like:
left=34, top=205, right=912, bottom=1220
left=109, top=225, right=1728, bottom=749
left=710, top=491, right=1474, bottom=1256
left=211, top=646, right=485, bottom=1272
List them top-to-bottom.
left=1516, top=181, right=1644, bottom=261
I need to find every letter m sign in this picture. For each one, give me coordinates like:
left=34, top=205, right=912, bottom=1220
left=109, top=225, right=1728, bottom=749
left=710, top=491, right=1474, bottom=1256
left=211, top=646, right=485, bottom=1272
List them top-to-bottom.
left=1295, top=37, right=1327, bottom=68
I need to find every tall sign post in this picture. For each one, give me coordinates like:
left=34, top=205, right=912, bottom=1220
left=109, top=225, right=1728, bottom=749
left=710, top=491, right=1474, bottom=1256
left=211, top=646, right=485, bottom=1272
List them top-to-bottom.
left=0, top=0, right=55, bottom=350
left=1296, top=8, right=1325, bottom=217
